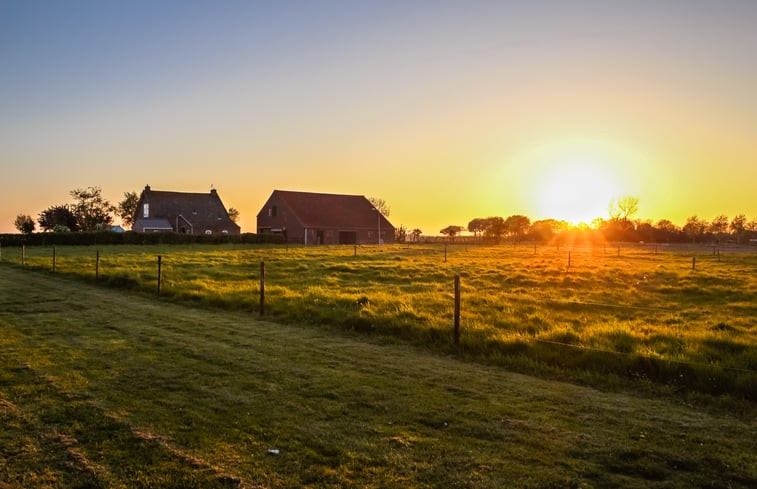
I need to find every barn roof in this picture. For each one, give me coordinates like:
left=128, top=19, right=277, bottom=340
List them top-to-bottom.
left=267, top=190, right=394, bottom=230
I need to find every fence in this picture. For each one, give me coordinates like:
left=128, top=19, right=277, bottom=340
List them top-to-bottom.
left=2, top=242, right=755, bottom=398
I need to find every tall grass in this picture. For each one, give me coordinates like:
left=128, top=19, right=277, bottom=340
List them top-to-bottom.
left=6, top=243, right=756, bottom=397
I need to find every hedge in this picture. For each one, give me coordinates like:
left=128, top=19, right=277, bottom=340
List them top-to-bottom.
left=0, top=232, right=283, bottom=247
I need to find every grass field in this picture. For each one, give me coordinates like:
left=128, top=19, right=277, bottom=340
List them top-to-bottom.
left=3, top=242, right=756, bottom=398
left=1, top=265, right=755, bottom=487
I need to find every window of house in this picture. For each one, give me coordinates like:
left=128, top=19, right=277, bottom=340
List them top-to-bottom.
left=143, top=203, right=149, bottom=218
left=269, top=206, right=277, bottom=217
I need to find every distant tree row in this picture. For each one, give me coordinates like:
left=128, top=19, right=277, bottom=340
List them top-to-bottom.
left=433, top=196, right=757, bottom=245
left=431, top=212, right=757, bottom=245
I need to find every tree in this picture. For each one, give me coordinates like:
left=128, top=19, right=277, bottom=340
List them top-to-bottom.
left=70, top=186, right=115, bottom=231
left=117, top=191, right=139, bottom=228
left=608, top=196, right=639, bottom=223
left=367, top=197, right=390, bottom=217
left=38, top=205, right=79, bottom=232
left=227, top=207, right=240, bottom=223
left=14, top=214, right=35, bottom=234
left=504, top=214, right=530, bottom=239
left=709, top=214, right=729, bottom=242
left=730, top=214, right=746, bottom=236
left=683, top=215, right=707, bottom=243
left=483, top=217, right=506, bottom=242
left=467, top=218, right=490, bottom=237
left=527, top=219, right=566, bottom=242
left=653, top=219, right=680, bottom=243
left=655, top=219, right=678, bottom=233
left=635, top=221, right=655, bottom=242
left=394, top=225, right=407, bottom=243
left=440, top=225, right=463, bottom=239
left=410, top=228, right=422, bottom=242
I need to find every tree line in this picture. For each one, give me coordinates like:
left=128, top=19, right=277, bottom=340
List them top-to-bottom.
left=429, top=197, right=757, bottom=245
left=423, top=214, right=757, bottom=245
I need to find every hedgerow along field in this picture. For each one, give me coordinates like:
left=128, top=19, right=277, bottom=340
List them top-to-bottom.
left=4, top=242, right=757, bottom=398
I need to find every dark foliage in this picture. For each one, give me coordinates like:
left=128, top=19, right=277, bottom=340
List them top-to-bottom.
left=38, top=205, right=80, bottom=232
left=0, top=232, right=283, bottom=247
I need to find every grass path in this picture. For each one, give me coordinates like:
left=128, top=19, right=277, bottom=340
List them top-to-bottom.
left=1, top=265, right=755, bottom=487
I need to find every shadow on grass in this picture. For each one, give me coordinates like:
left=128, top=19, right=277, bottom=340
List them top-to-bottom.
left=0, top=363, right=242, bottom=488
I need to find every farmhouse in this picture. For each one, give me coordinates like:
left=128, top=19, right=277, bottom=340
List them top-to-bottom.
left=132, top=185, right=240, bottom=235
left=257, top=190, right=394, bottom=244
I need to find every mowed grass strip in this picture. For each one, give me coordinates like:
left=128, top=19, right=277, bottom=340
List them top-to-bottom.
left=6, top=243, right=757, bottom=397
left=1, top=266, right=755, bottom=488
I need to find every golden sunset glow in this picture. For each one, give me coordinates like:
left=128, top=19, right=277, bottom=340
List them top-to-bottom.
left=1, top=2, right=756, bottom=233
left=502, top=137, right=641, bottom=226
left=536, top=160, right=620, bottom=225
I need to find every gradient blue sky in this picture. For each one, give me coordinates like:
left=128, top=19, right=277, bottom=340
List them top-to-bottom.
left=2, top=0, right=756, bottom=233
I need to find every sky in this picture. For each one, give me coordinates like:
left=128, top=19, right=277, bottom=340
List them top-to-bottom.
left=2, top=0, right=756, bottom=234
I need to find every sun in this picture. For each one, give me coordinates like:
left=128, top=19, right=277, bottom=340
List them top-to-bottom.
left=536, top=159, right=619, bottom=225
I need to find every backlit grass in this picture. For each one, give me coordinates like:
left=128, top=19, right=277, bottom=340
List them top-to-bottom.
left=5, top=242, right=757, bottom=397
left=1, top=266, right=755, bottom=487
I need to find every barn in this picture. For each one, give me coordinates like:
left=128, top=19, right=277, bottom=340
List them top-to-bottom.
left=132, top=185, right=240, bottom=235
left=256, top=190, right=394, bottom=245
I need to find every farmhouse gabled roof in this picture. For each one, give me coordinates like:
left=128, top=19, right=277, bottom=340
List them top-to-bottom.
left=136, top=186, right=239, bottom=232
left=265, top=190, right=393, bottom=230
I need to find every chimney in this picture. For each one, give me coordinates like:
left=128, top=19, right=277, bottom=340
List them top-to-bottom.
left=144, top=184, right=151, bottom=192
left=210, top=188, right=217, bottom=195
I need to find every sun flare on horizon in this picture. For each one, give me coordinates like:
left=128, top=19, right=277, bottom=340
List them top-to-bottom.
left=535, top=159, right=621, bottom=225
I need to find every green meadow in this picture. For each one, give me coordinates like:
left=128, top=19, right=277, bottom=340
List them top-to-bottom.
left=4, top=242, right=756, bottom=399
left=1, top=264, right=755, bottom=487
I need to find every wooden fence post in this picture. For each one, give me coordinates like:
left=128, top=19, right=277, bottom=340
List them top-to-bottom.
left=444, top=244, right=447, bottom=263
left=21, top=245, right=26, bottom=265
left=354, top=245, right=357, bottom=257
left=617, top=245, right=621, bottom=257
left=52, top=246, right=56, bottom=272
left=95, top=250, right=100, bottom=279
left=568, top=251, right=571, bottom=269
left=157, top=255, right=162, bottom=296
left=692, top=256, right=696, bottom=270
left=259, top=261, right=265, bottom=316
left=454, top=274, right=460, bottom=346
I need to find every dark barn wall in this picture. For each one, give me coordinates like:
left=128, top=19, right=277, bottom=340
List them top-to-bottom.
left=257, top=194, right=306, bottom=243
